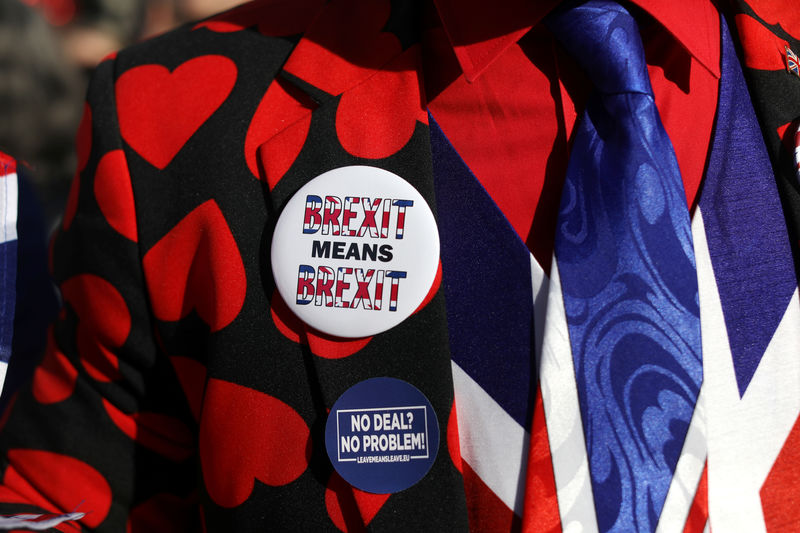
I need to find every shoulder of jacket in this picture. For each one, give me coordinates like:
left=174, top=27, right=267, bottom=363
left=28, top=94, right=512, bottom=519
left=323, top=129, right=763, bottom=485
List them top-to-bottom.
left=110, top=0, right=327, bottom=74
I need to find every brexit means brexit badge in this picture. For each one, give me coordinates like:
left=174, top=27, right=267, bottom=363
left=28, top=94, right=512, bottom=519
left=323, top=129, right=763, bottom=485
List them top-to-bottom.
left=271, top=166, right=440, bottom=338
left=324, top=377, right=440, bottom=494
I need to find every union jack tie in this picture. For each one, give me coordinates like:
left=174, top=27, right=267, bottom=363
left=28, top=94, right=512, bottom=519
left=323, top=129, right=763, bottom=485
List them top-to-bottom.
left=431, top=3, right=800, bottom=530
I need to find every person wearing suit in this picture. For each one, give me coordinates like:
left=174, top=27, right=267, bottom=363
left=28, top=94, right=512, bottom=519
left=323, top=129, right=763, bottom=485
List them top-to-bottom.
left=0, top=0, right=798, bottom=531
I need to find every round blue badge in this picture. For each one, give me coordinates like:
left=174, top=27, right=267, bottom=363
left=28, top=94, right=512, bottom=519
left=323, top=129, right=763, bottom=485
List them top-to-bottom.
left=324, top=377, right=439, bottom=494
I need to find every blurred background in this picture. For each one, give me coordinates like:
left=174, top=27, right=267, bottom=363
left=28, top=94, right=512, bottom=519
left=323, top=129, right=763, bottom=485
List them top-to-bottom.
left=0, top=0, right=247, bottom=230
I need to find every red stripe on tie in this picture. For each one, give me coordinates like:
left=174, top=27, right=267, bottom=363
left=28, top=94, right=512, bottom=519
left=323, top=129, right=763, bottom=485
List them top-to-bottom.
left=521, top=384, right=561, bottom=533
left=761, top=414, right=800, bottom=531
left=462, top=462, right=520, bottom=532
left=682, top=462, right=708, bottom=533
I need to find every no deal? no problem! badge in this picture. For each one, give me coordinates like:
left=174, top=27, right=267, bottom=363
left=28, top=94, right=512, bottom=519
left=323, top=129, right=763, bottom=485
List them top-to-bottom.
left=271, top=166, right=440, bottom=338
left=324, top=377, right=440, bottom=494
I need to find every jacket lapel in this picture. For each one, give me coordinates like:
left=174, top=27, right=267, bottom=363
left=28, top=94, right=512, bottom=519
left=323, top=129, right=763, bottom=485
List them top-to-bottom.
left=255, top=0, right=469, bottom=527
left=260, top=0, right=431, bottom=209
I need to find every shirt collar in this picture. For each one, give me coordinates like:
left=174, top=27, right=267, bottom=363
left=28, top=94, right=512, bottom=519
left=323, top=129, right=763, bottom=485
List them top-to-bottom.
left=432, top=0, right=720, bottom=82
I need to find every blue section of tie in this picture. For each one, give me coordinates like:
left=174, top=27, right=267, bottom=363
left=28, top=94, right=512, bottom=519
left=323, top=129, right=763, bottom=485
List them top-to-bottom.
left=547, top=2, right=702, bottom=531
left=699, top=17, right=798, bottom=396
left=430, top=113, right=535, bottom=430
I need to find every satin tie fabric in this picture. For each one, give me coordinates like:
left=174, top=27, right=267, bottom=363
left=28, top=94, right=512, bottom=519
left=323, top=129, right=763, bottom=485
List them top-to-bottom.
left=546, top=2, right=702, bottom=530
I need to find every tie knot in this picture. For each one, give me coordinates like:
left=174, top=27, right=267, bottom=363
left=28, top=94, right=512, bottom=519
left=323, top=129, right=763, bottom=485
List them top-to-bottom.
left=546, top=0, right=652, bottom=95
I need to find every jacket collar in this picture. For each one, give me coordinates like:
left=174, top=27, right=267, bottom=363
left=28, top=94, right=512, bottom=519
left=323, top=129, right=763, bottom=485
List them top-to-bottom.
left=275, top=0, right=721, bottom=120
left=431, top=0, right=556, bottom=82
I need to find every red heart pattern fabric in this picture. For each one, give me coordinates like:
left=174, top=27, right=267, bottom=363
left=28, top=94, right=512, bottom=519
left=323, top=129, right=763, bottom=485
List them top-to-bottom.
left=742, top=0, right=800, bottom=40
left=734, top=14, right=789, bottom=70
left=335, top=49, right=428, bottom=160
left=116, top=56, right=237, bottom=170
left=246, top=78, right=315, bottom=183
left=94, top=150, right=138, bottom=241
left=142, top=200, right=246, bottom=332
left=60, top=274, right=130, bottom=383
left=270, top=290, right=372, bottom=359
left=32, top=328, right=78, bottom=404
left=199, top=378, right=311, bottom=508
left=102, top=399, right=194, bottom=462
left=0, top=450, right=112, bottom=528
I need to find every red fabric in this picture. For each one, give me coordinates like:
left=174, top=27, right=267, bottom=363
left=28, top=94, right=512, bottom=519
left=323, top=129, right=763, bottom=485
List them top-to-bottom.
left=427, top=0, right=719, bottom=263
left=433, top=0, right=720, bottom=80
left=635, top=0, right=720, bottom=76
left=734, top=14, right=789, bottom=71
left=426, top=25, right=568, bottom=269
left=645, top=28, right=718, bottom=210
left=257, top=110, right=315, bottom=187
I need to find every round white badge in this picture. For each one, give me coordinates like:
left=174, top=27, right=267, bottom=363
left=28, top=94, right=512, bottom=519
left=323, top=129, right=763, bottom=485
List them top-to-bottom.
left=271, top=166, right=440, bottom=338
